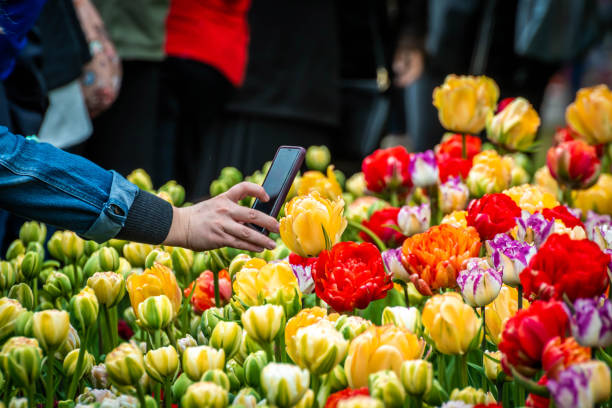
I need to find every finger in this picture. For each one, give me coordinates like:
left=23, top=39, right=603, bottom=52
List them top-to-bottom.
left=224, top=182, right=269, bottom=203
left=231, top=204, right=280, bottom=234
left=223, top=221, right=277, bottom=250
left=220, top=232, right=265, bottom=253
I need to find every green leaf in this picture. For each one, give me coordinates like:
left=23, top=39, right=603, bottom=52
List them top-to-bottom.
left=322, top=225, right=332, bottom=251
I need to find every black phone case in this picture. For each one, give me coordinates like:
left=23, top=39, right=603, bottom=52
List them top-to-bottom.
left=249, top=145, right=305, bottom=234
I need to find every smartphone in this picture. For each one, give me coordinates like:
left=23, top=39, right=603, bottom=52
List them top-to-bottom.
left=249, top=146, right=305, bottom=234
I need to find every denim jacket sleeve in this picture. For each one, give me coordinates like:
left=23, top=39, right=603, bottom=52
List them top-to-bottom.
left=0, top=126, right=172, bottom=243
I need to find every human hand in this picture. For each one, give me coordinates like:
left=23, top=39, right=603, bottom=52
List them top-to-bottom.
left=392, top=45, right=424, bottom=88
left=163, top=182, right=280, bottom=252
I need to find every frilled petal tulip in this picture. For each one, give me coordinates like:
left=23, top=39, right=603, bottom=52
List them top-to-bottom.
left=433, top=74, right=499, bottom=134
left=565, top=84, right=612, bottom=145
left=486, top=97, right=540, bottom=151
left=547, top=139, right=601, bottom=190
left=361, top=146, right=412, bottom=193
left=409, top=150, right=438, bottom=187
left=466, top=151, right=513, bottom=197
left=298, top=166, right=343, bottom=201
left=439, top=177, right=469, bottom=214
left=503, top=184, right=559, bottom=214
left=280, top=192, right=347, bottom=257
left=466, top=193, right=522, bottom=241
left=398, top=204, right=430, bottom=237
left=441, top=210, right=468, bottom=229
left=513, top=211, right=556, bottom=248
left=401, top=224, right=481, bottom=296
left=487, top=234, right=536, bottom=287
left=288, top=254, right=316, bottom=294
left=457, top=258, right=503, bottom=307
left=256, top=261, right=301, bottom=317
left=126, top=264, right=182, bottom=320
left=87, top=272, right=125, bottom=308
left=484, top=285, right=526, bottom=345
left=422, top=292, right=481, bottom=355
left=569, top=298, right=612, bottom=348
left=241, top=304, right=285, bottom=345
left=284, top=306, right=329, bottom=360
left=381, top=306, right=420, bottom=334
left=32, top=309, right=70, bottom=352
left=291, top=320, right=348, bottom=375
left=344, top=325, right=425, bottom=388
left=0, top=336, right=42, bottom=388
left=542, top=336, right=591, bottom=379
left=105, top=342, right=145, bottom=387
left=182, top=345, right=225, bottom=382
left=144, top=346, right=179, bottom=383
left=400, top=359, right=433, bottom=396
left=261, top=363, right=310, bottom=408
left=547, top=365, right=594, bottom=408
left=369, top=370, right=406, bottom=408
left=181, top=381, right=228, bottom=408
left=337, top=396, right=383, bottom=408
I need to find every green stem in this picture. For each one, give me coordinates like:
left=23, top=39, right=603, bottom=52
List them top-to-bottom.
left=461, top=134, right=467, bottom=160
left=428, top=185, right=440, bottom=226
left=561, top=187, right=574, bottom=208
left=390, top=190, right=400, bottom=208
left=347, top=219, right=387, bottom=252
left=213, top=270, right=220, bottom=308
left=32, top=278, right=38, bottom=310
left=402, top=282, right=410, bottom=308
left=518, top=285, right=523, bottom=310
left=102, top=306, right=114, bottom=352
left=110, top=306, right=119, bottom=346
left=481, top=307, right=487, bottom=351
left=166, top=326, right=177, bottom=349
left=67, top=328, right=89, bottom=400
left=154, top=329, right=162, bottom=349
left=264, top=342, right=274, bottom=363
left=45, top=348, right=56, bottom=408
left=438, top=353, right=447, bottom=391
left=459, top=354, right=468, bottom=388
left=311, top=375, right=321, bottom=408
left=164, top=380, right=172, bottom=408
left=135, top=382, right=147, bottom=408
left=155, top=383, right=161, bottom=407
left=27, top=385, right=35, bottom=408
left=413, top=396, right=423, bottom=408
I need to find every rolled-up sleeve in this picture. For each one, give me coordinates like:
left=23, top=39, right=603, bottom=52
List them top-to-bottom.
left=0, top=126, right=171, bottom=242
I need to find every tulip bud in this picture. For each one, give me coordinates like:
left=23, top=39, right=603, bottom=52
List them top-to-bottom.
left=486, top=97, right=540, bottom=152
left=547, top=139, right=601, bottom=190
left=305, top=145, right=331, bottom=172
left=409, top=150, right=438, bottom=187
left=511, top=164, right=530, bottom=186
left=219, top=167, right=243, bottom=188
left=127, top=168, right=153, bottom=190
left=439, top=177, right=469, bottom=214
left=210, top=179, right=229, bottom=197
left=159, top=180, right=186, bottom=206
left=398, top=204, right=430, bottom=237
left=19, top=221, right=47, bottom=246
left=56, top=231, right=85, bottom=264
left=486, top=233, right=536, bottom=286
left=6, top=240, right=25, bottom=261
left=123, top=242, right=154, bottom=268
left=98, top=246, right=120, bottom=272
left=172, top=247, right=194, bottom=282
left=145, top=249, right=172, bottom=269
left=20, top=252, right=41, bottom=281
left=82, top=253, right=102, bottom=279
left=227, top=254, right=251, bottom=278
left=117, top=257, right=132, bottom=279
left=456, top=258, right=503, bottom=307
left=0, top=262, right=16, bottom=292
left=61, top=264, right=83, bottom=291
left=43, top=271, right=72, bottom=299
left=87, top=272, right=125, bottom=307
left=7, top=284, right=33, bottom=310
left=70, top=287, right=99, bottom=330
left=137, top=295, right=174, bottom=330
left=0, top=297, right=25, bottom=340
left=241, top=304, right=285, bottom=345
left=382, top=306, right=421, bottom=334
left=201, top=307, right=223, bottom=337
left=32, top=309, right=70, bottom=351
left=14, top=310, right=33, bottom=337
left=334, top=315, right=371, bottom=341
left=292, top=320, right=348, bottom=375
left=210, top=321, right=242, bottom=360
left=56, top=324, right=80, bottom=360
left=177, top=334, right=198, bottom=356
left=0, top=336, right=42, bottom=388
left=105, top=342, right=145, bottom=387
left=182, top=345, right=225, bottom=382
left=144, top=346, right=179, bottom=383
left=63, top=348, right=94, bottom=378
left=244, top=350, right=268, bottom=388
left=483, top=351, right=503, bottom=381
left=226, top=359, right=245, bottom=392
left=400, top=360, right=433, bottom=396
left=582, top=361, right=611, bottom=403
left=90, top=363, right=109, bottom=389
left=261, top=363, right=310, bottom=408
left=327, top=364, right=349, bottom=392
left=201, top=368, right=231, bottom=391
left=368, top=370, right=406, bottom=408
left=172, top=372, right=194, bottom=401
left=181, top=381, right=229, bottom=408
left=232, top=387, right=260, bottom=408
left=450, top=387, right=495, bottom=405
left=337, top=397, right=383, bottom=408
left=8, top=399, right=26, bottom=408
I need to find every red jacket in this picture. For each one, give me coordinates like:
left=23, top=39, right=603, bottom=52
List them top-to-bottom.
left=165, top=0, right=251, bottom=86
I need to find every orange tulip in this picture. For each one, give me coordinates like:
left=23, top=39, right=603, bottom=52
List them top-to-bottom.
left=126, top=263, right=182, bottom=320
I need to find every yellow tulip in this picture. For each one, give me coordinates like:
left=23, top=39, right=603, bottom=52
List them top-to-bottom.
left=433, top=74, right=499, bottom=134
left=566, top=84, right=612, bottom=145
left=486, top=97, right=540, bottom=151
left=466, top=150, right=513, bottom=197
left=297, top=166, right=343, bottom=202
left=534, top=166, right=559, bottom=197
left=573, top=173, right=612, bottom=215
left=502, top=184, right=559, bottom=213
left=280, top=192, right=347, bottom=257
left=440, top=210, right=468, bottom=229
left=122, top=242, right=154, bottom=268
left=255, top=261, right=301, bottom=315
left=126, top=263, right=182, bottom=320
left=233, top=269, right=259, bottom=308
left=87, top=272, right=125, bottom=308
left=484, top=285, right=528, bottom=345
left=421, top=292, right=480, bottom=355
left=0, top=297, right=24, bottom=340
left=241, top=304, right=285, bottom=345
left=285, top=306, right=328, bottom=361
left=32, top=309, right=70, bottom=351
left=291, top=320, right=348, bottom=375
left=210, top=321, right=242, bottom=360
left=344, top=325, right=425, bottom=388
left=105, top=342, right=145, bottom=387
left=182, top=345, right=225, bottom=382
left=144, top=346, right=179, bottom=383
left=483, top=351, right=503, bottom=381
left=400, top=360, right=433, bottom=396
left=261, top=363, right=310, bottom=408
left=182, top=381, right=228, bottom=408
left=450, top=387, right=496, bottom=405
left=338, top=397, right=384, bottom=408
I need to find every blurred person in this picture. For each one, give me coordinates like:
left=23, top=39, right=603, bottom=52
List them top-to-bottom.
left=83, top=0, right=169, bottom=176
left=156, top=0, right=251, bottom=196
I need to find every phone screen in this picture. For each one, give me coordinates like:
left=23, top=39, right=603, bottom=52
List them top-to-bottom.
left=253, top=147, right=303, bottom=217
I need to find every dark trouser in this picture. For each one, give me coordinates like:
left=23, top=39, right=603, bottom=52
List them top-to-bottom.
left=156, top=57, right=236, bottom=198
left=83, top=60, right=161, bottom=178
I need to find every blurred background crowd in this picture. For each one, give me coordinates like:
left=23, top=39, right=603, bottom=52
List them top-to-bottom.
left=1, top=0, right=612, bottom=202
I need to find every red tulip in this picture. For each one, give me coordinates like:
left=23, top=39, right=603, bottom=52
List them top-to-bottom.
left=554, top=126, right=604, bottom=157
left=436, top=133, right=482, bottom=160
left=546, top=139, right=601, bottom=189
left=362, top=146, right=412, bottom=193
left=466, top=193, right=522, bottom=241
left=540, top=205, right=584, bottom=230
left=360, top=207, right=406, bottom=247
left=521, top=233, right=610, bottom=302
left=312, top=241, right=392, bottom=312
left=183, top=270, right=232, bottom=313
left=499, top=300, right=569, bottom=377
left=541, top=336, right=591, bottom=380
left=325, top=388, right=370, bottom=408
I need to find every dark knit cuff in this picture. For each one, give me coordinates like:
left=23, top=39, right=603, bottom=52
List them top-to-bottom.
left=116, top=189, right=173, bottom=244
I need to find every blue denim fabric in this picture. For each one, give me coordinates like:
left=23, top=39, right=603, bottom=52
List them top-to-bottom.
left=0, top=126, right=138, bottom=242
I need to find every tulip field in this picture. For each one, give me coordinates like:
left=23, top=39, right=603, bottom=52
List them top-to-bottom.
left=3, top=75, right=612, bottom=408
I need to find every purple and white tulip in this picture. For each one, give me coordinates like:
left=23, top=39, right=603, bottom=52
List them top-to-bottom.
left=409, top=150, right=439, bottom=187
left=439, top=176, right=469, bottom=214
left=398, top=203, right=430, bottom=236
left=514, top=210, right=555, bottom=248
left=486, top=233, right=536, bottom=287
left=382, top=248, right=410, bottom=282
left=288, top=257, right=315, bottom=294
left=456, top=257, right=503, bottom=307
left=569, top=297, right=612, bottom=348
left=547, top=365, right=594, bottom=408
